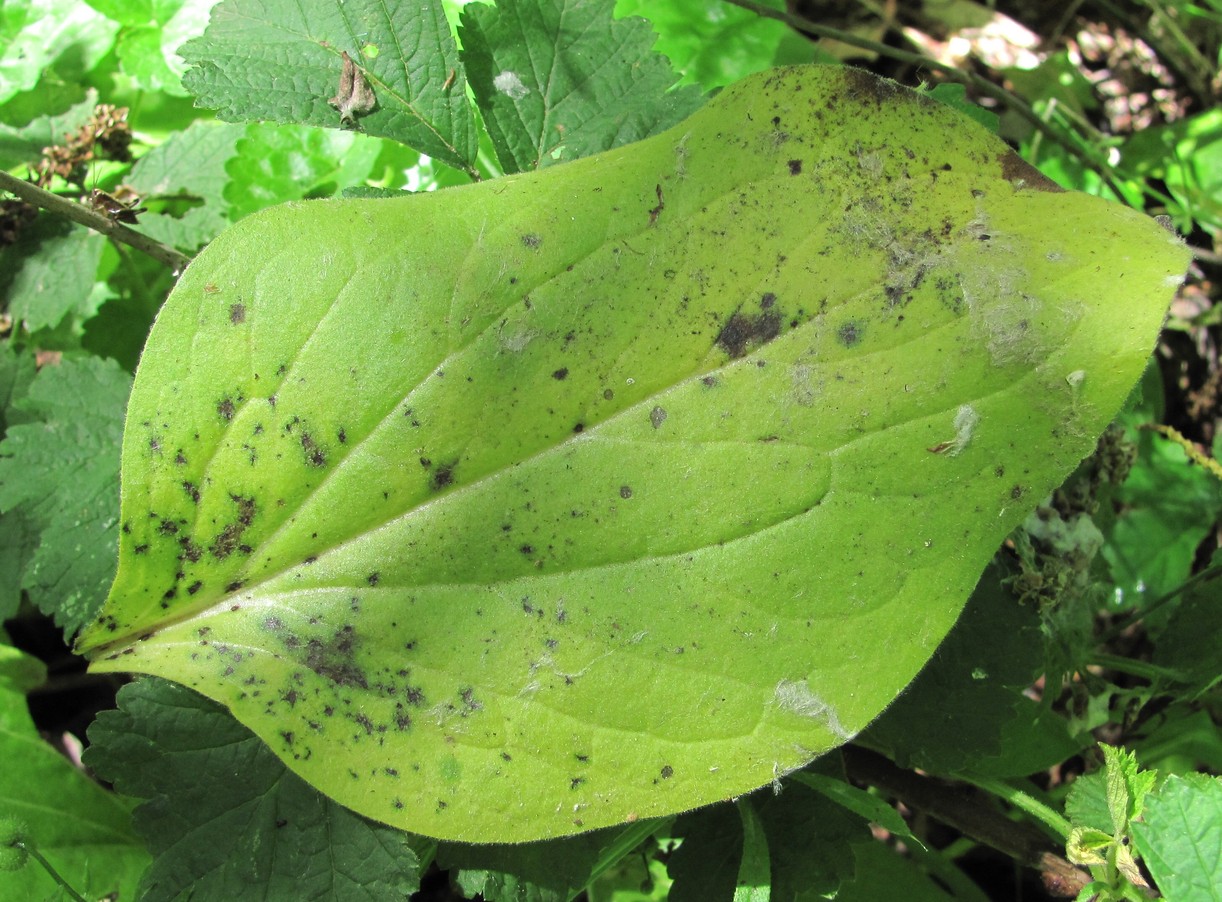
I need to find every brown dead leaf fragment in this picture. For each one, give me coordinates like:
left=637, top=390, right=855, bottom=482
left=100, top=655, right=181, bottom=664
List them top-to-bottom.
left=329, top=51, right=377, bottom=128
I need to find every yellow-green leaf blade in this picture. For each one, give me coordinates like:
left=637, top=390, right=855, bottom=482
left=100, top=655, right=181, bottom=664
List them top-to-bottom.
left=78, top=66, right=1189, bottom=842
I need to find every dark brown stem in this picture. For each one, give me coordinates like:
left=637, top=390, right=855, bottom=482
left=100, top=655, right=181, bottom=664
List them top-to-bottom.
left=0, top=170, right=191, bottom=273
left=841, top=746, right=1091, bottom=898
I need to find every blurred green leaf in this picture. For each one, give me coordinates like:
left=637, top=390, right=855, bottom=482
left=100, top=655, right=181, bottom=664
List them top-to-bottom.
left=0, top=0, right=119, bottom=106
left=180, top=0, right=477, bottom=172
left=459, top=0, right=705, bottom=172
left=613, top=0, right=821, bottom=90
left=0, top=89, right=97, bottom=169
left=1122, top=109, right=1222, bottom=234
left=127, top=120, right=247, bottom=251
left=222, top=122, right=386, bottom=220
left=0, top=219, right=107, bottom=332
left=0, top=357, right=129, bottom=634
left=1102, top=425, right=1222, bottom=606
left=1152, top=549, right=1222, bottom=696
left=863, top=565, right=1081, bottom=777
left=0, top=642, right=149, bottom=899
left=84, top=677, right=423, bottom=902
left=1131, top=773, right=1222, bottom=902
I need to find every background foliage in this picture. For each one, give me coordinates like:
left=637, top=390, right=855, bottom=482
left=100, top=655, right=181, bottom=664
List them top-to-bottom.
left=1, top=0, right=1220, bottom=899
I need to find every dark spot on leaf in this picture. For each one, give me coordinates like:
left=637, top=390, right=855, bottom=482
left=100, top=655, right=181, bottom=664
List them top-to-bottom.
left=998, top=150, right=1063, bottom=191
left=787, top=159, right=802, bottom=175
left=521, top=233, right=541, bottom=249
left=229, top=303, right=246, bottom=324
left=715, top=309, right=781, bottom=358
left=837, top=321, right=864, bottom=347
left=552, top=367, right=568, bottom=380
left=602, top=388, right=614, bottom=400
left=217, top=397, right=235, bottom=421
left=650, top=406, right=667, bottom=429
left=337, top=427, right=347, bottom=443
left=301, top=432, right=326, bottom=467
left=430, top=461, right=456, bottom=491
left=182, top=481, right=200, bottom=503
left=1011, top=484, right=1024, bottom=499
left=619, top=485, right=633, bottom=499
left=158, top=519, right=178, bottom=535
left=178, top=538, right=202, bottom=562
left=134, top=543, right=149, bottom=555
left=520, top=544, right=534, bottom=556
left=366, top=571, right=380, bottom=587
left=187, top=581, right=202, bottom=595
left=225, top=581, right=244, bottom=592
left=265, top=617, right=283, bottom=631
left=305, top=625, right=368, bottom=689
left=354, top=713, right=374, bottom=734
left=660, top=765, right=674, bottom=779
left=570, top=777, right=585, bottom=789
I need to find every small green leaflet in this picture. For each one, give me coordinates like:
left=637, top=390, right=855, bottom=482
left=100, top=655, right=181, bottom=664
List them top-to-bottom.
left=78, top=66, right=1189, bottom=842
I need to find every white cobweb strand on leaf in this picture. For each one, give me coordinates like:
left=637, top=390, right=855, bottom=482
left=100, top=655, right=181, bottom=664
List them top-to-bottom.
left=773, top=678, right=853, bottom=742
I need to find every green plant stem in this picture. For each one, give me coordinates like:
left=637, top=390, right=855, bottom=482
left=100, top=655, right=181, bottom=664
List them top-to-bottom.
left=719, top=0, right=1130, bottom=200
left=0, top=170, right=191, bottom=274
left=1089, top=652, right=1188, bottom=683
left=842, top=747, right=1089, bottom=896
left=965, top=777, right=1072, bottom=841
left=17, top=842, right=88, bottom=902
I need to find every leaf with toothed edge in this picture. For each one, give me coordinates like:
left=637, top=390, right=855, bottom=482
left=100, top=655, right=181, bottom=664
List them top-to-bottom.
left=77, top=65, right=1189, bottom=843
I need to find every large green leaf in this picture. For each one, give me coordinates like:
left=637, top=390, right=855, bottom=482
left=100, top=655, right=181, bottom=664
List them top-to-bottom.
left=77, top=65, right=1188, bottom=842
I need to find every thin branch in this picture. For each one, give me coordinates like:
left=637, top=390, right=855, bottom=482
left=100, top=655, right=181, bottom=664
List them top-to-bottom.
left=719, top=0, right=1131, bottom=201
left=0, top=170, right=191, bottom=274
left=841, top=746, right=1091, bottom=898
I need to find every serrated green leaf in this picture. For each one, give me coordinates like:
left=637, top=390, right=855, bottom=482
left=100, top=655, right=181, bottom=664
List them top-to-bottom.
left=179, top=0, right=476, bottom=173
left=459, top=0, right=705, bottom=172
left=79, top=66, right=1187, bottom=842
left=0, top=219, right=107, bottom=332
left=0, top=357, right=129, bottom=634
left=0, top=643, right=149, bottom=900
left=84, top=677, right=422, bottom=902
left=1101, top=744, right=1156, bottom=833
left=1065, top=771, right=1113, bottom=834
left=1131, top=773, right=1222, bottom=902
